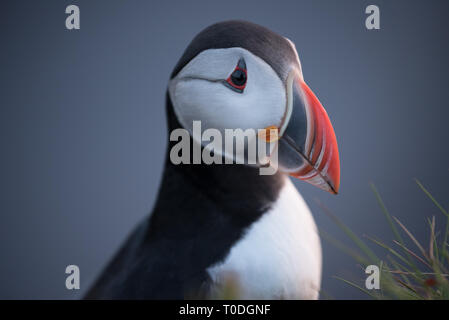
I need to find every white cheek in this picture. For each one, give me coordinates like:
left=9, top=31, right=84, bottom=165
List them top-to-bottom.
left=169, top=48, right=287, bottom=163
left=171, top=48, right=286, bottom=133
left=242, top=55, right=286, bottom=130
left=173, top=79, right=252, bottom=132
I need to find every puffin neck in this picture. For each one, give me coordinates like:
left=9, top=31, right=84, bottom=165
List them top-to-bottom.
left=162, top=93, right=285, bottom=212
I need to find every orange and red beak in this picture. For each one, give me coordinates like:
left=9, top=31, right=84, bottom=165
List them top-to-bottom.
left=278, top=73, right=340, bottom=194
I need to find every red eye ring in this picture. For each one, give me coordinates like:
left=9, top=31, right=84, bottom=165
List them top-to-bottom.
left=225, top=59, right=247, bottom=93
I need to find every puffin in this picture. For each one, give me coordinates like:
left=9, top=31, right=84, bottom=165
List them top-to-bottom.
left=85, top=20, right=340, bottom=300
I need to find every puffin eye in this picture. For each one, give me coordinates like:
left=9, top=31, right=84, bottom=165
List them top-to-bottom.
left=224, top=59, right=247, bottom=93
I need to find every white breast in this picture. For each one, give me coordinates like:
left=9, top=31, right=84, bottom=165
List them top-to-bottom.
left=207, top=178, right=322, bottom=299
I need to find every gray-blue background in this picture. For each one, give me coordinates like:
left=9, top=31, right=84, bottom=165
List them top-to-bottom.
left=1, top=0, right=448, bottom=299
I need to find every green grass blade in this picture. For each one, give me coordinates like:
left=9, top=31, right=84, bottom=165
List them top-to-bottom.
left=415, top=179, right=449, bottom=268
left=415, top=179, right=449, bottom=218
left=370, top=183, right=405, bottom=244
left=317, top=199, right=379, bottom=264
left=393, top=216, right=429, bottom=261
left=320, top=229, right=370, bottom=266
left=364, top=235, right=414, bottom=269
left=386, top=257, right=416, bottom=288
left=333, top=276, right=378, bottom=299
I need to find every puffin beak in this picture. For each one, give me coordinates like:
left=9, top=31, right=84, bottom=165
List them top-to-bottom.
left=277, top=72, right=340, bottom=194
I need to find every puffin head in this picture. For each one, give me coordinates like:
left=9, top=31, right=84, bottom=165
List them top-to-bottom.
left=168, top=20, right=340, bottom=194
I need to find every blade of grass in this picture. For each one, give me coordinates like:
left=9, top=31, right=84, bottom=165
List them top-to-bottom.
left=415, top=179, right=449, bottom=268
left=415, top=179, right=449, bottom=218
left=328, top=180, right=449, bottom=299
left=370, top=183, right=405, bottom=245
left=370, top=183, right=421, bottom=271
left=316, top=199, right=379, bottom=263
left=393, top=216, right=429, bottom=261
left=429, top=216, right=435, bottom=262
left=320, top=229, right=370, bottom=266
left=364, top=234, right=414, bottom=269
left=364, top=234, right=427, bottom=285
left=393, top=240, right=432, bottom=269
left=387, top=254, right=425, bottom=280
left=386, top=256, right=416, bottom=288
left=379, top=260, right=385, bottom=297
left=376, top=262, right=420, bottom=300
left=386, top=270, right=449, bottom=277
left=333, top=276, right=378, bottom=299
left=393, top=277, right=420, bottom=297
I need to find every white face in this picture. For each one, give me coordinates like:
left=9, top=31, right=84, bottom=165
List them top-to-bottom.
left=168, top=47, right=289, bottom=162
